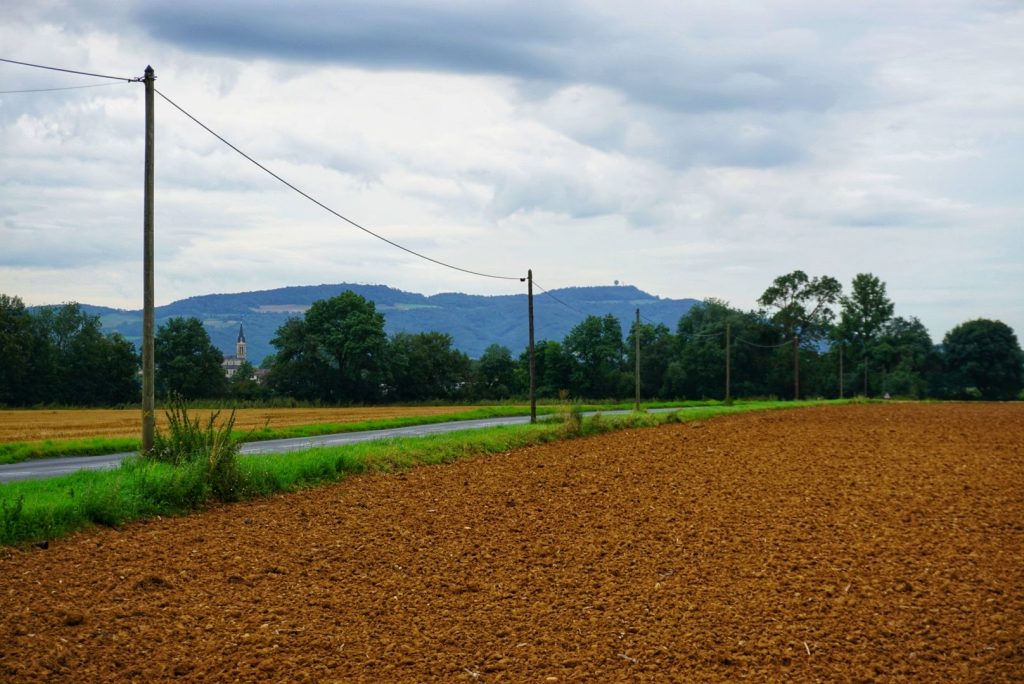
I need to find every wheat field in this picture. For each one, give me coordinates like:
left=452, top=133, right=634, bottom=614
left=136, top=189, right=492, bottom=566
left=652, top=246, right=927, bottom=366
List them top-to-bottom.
left=0, top=406, right=494, bottom=443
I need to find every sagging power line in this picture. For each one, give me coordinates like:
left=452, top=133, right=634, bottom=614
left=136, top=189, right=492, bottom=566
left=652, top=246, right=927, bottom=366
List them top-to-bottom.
left=0, top=57, right=140, bottom=82
left=0, top=82, right=123, bottom=94
left=154, top=88, right=521, bottom=282
left=531, top=279, right=586, bottom=316
left=735, top=337, right=792, bottom=349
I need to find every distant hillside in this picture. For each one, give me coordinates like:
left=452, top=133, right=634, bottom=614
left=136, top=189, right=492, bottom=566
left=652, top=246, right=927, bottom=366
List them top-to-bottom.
left=70, top=283, right=698, bottom=363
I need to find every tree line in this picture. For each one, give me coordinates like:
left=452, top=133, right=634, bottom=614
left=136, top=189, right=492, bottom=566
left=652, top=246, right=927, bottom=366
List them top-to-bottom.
left=1, top=271, right=1021, bottom=406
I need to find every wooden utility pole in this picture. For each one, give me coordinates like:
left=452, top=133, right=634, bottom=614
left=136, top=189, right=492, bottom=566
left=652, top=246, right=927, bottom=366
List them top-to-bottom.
left=142, top=65, right=155, bottom=454
left=527, top=269, right=536, bottom=424
left=634, top=308, right=640, bottom=411
left=725, top=320, right=731, bottom=403
left=793, top=335, right=800, bottom=401
left=839, top=343, right=844, bottom=399
left=863, top=345, right=869, bottom=397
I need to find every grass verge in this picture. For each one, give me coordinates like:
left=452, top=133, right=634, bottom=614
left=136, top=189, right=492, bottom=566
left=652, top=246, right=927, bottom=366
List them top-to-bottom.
left=0, top=400, right=839, bottom=547
left=0, top=400, right=723, bottom=465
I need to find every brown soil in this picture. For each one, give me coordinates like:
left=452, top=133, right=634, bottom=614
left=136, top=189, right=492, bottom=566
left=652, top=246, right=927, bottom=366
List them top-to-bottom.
left=1, top=403, right=1022, bottom=682
left=0, top=406, right=500, bottom=443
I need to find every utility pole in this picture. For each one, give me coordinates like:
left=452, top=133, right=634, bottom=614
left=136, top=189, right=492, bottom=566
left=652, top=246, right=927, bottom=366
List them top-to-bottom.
left=142, top=65, right=155, bottom=454
left=527, top=269, right=536, bottom=424
left=634, top=308, right=640, bottom=411
left=725, top=320, right=731, bottom=403
left=793, top=335, right=800, bottom=401
left=839, top=343, right=844, bottom=399
left=863, top=344, right=869, bottom=397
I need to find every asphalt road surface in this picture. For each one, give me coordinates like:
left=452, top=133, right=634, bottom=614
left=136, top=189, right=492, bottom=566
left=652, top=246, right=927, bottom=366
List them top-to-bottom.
left=0, top=410, right=672, bottom=483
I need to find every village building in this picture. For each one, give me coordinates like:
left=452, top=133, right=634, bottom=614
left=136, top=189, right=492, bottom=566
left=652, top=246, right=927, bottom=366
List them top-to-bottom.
left=221, top=324, right=248, bottom=378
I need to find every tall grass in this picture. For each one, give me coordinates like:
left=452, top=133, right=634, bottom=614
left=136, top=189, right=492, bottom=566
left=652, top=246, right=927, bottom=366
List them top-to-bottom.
left=147, top=398, right=242, bottom=502
left=0, top=400, right=840, bottom=546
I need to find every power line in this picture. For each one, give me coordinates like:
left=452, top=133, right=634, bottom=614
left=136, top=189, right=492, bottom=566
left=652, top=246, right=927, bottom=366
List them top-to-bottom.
left=0, top=57, right=140, bottom=83
left=0, top=82, right=123, bottom=94
left=154, top=87, right=521, bottom=282
left=531, top=279, right=587, bottom=316
left=638, top=312, right=664, bottom=327
left=676, top=321, right=724, bottom=339
left=683, top=329, right=723, bottom=340
left=735, top=337, right=791, bottom=349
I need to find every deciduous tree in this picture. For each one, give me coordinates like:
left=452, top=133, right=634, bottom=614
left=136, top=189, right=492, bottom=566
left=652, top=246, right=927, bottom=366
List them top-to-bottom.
left=758, top=270, right=842, bottom=399
left=836, top=273, right=894, bottom=396
left=268, top=291, right=388, bottom=403
left=0, top=295, right=38, bottom=406
left=564, top=314, right=627, bottom=399
left=874, top=316, right=939, bottom=398
left=155, top=317, right=227, bottom=399
left=941, top=319, right=1022, bottom=400
left=626, top=320, right=674, bottom=399
left=388, top=331, right=471, bottom=401
left=523, top=340, right=574, bottom=399
left=473, top=343, right=519, bottom=400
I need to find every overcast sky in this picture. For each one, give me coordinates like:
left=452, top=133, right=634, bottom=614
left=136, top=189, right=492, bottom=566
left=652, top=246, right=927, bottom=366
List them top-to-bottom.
left=2, top=0, right=1021, bottom=342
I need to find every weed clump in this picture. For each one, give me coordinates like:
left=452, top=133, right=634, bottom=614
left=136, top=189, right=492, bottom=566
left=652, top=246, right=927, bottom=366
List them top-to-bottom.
left=147, top=397, right=242, bottom=502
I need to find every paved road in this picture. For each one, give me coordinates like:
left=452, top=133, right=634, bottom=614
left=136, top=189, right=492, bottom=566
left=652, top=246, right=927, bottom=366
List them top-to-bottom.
left=0, top=409, right=675, bottom=483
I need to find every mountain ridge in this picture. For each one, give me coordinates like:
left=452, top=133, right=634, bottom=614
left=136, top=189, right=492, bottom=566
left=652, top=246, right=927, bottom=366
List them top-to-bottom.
left=64, top=283, right=699, bottom=363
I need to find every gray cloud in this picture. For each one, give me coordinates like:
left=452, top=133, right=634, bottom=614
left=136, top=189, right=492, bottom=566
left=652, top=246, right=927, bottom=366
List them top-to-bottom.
left=1, top=0, right=1022, bottom=341
left=136, top=0, right=850, bottom=117
left=139, top=1, right=577, bottom=79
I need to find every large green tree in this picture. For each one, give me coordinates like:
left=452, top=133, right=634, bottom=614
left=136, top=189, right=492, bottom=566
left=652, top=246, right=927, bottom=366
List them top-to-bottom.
left=758, top=270, right=842, bottom=399
left=836, top=273, right=895, bottom=396
left=268, top=291, right=388, bottom=403
left=0, top=295, right=37, bottom=406
left=665, top=299, right=779, bottom=400
left=665, top=301, right=727, bottom=400
left=32, top=303, right=139, bottom=405
left=564, top=314, right=627, bottom=399
left=874, top=316, right=939, bottom=398
left=155, top=317, right=227, bottom=399
left=941, top=319, right=1022, bottom=400
left=626, top=320, right=674, bottom=399
left=65, top=327, right=139, bottom=405
left=387, top=331, right=471, bottom=401
left=523, top=340, right=574, bottom=399
left=473, top=343, right=519, bottom=400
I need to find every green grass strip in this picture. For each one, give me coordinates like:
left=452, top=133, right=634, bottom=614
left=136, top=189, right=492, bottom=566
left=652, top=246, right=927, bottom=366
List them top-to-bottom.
left=0, top=400, right=843, bottom=546
left=0, top=401, right=721, bottom=465
left=0, top=437, right=140, bottom=465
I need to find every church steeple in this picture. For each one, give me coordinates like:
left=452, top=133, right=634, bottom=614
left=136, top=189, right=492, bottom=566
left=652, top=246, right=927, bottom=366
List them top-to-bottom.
left=236, top=324, right=246, bottom=361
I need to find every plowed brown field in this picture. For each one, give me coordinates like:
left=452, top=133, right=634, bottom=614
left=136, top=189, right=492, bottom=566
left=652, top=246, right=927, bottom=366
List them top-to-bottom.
left=1, top=403, right=1022, bottom=682
left=0, top=406, right=498, bottom=443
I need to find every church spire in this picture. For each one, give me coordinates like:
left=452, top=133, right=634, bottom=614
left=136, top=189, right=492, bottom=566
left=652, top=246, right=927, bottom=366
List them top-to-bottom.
left=236, top=323, right=247, bottom=361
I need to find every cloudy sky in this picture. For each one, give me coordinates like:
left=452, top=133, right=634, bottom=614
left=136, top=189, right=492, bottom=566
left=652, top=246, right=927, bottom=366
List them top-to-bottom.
left=2, top=0, right=1021, bottom=341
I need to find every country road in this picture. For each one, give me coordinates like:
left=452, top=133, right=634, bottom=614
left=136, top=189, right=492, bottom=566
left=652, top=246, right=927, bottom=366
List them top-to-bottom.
left=0, top=409, right=669, bottom=483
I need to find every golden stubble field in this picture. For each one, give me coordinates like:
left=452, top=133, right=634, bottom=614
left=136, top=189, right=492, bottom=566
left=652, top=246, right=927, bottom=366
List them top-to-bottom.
left=0, top=406, right=497, bottom=443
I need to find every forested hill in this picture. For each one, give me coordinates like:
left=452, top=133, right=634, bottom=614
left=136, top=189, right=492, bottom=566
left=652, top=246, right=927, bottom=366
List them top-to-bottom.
left=77, top=283, right=699, bottom=363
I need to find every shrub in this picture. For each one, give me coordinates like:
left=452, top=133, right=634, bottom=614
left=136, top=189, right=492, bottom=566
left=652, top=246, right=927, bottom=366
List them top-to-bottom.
left=147, top=396, right=242, bottom=502
left=560, top=402, right=583, bottom=436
